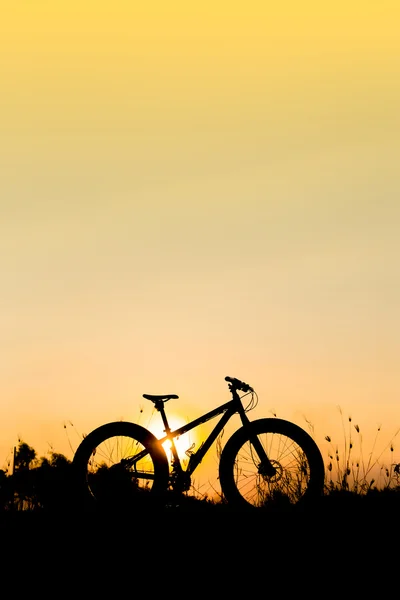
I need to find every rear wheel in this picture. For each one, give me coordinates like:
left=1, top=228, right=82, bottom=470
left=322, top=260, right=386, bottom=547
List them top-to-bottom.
left=219, top=418, right=325, bottom=510
left=72, top=422, right=169, bottom=511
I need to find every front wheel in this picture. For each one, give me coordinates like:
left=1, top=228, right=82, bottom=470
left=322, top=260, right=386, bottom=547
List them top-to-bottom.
left=219, top=418, right=325, bottom=510
left=72, top=422, right=170, bottom=511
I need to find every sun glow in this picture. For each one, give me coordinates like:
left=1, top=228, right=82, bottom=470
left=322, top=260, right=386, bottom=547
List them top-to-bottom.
left=147, top=414, right=198, bottom=465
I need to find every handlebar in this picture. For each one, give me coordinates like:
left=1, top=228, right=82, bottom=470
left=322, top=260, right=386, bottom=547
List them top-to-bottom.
left=225, top=376, right=254, bottom=393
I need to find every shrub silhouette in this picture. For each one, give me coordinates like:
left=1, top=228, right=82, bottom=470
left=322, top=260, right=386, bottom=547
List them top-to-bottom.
left=1, top=435, right=400, bottom=515
left=1, top=440, right=73, bottom=512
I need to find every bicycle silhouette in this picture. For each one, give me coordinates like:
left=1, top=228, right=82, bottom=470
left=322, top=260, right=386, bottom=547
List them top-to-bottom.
left=72, top=376, right=325, bottom=510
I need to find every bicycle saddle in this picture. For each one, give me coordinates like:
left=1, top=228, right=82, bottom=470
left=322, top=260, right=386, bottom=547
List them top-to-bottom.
left=142, top=393, right=179, bottom=403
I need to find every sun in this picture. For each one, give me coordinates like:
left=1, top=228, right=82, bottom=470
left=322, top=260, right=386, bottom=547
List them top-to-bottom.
left=147, top=413, right=198, bottom=465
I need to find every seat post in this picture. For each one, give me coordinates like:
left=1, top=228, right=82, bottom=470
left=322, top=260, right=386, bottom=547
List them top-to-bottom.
left=155, top=400, right=171, bottom=435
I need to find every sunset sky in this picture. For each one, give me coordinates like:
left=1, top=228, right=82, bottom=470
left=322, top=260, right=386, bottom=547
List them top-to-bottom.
left=1, top=1, right=399, bottom=493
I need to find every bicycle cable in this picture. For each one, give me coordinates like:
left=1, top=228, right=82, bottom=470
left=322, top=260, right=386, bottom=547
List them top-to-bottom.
left=241, top=390, right=259, bottom=413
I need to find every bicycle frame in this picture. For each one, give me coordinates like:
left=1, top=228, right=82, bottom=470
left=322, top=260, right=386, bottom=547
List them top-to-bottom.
left=129, top=384, right=274, bottom=483
left=158, top=398, right=248, bottom=478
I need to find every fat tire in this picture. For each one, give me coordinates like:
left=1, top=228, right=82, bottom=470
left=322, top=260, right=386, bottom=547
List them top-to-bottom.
left=219, top=418, right=325, bottom=510
left=72, top=421, right=169, bottom=512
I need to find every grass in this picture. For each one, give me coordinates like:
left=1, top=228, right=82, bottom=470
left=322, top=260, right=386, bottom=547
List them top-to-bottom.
left=321, top=406, right=400, bottom=495
left=2, top=407, right=400, bottom=522
left=3, top=414, right=398, bottom=587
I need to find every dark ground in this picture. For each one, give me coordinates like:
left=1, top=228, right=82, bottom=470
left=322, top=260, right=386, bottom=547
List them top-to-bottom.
left=2, top=490, right=398, bottom=542
left=1, top=495, right=397, bottom=596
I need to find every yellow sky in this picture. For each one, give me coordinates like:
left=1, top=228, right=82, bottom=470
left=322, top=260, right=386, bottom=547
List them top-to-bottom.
left=1, top=1, right=399, bottom=493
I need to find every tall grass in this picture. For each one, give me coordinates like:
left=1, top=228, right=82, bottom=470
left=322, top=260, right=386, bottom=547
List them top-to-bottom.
left=322, top=406, right=400, bottom=494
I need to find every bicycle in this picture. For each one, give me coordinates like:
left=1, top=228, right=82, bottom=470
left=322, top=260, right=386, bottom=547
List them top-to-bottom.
left=72, top=376, right=325, bottom=511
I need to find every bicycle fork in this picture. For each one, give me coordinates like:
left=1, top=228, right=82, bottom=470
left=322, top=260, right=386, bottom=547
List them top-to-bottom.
left=241, top=414, right=277, bottom=479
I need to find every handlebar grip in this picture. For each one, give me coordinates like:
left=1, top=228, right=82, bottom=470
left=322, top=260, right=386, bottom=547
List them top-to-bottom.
left=225, top=376, right=253, bottom=392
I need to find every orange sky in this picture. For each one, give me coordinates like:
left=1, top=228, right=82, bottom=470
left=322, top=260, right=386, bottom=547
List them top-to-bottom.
left=1, top=1, right=399, bottom=495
